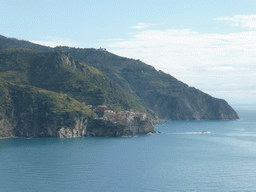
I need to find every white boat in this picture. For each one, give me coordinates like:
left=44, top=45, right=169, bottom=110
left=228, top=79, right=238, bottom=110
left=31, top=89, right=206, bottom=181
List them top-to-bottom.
left=202, top=131, right=211, bottom=134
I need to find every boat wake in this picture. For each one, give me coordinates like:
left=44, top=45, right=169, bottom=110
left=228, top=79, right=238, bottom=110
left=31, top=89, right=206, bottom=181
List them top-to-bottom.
left=171, top=131, right=211, bottom=135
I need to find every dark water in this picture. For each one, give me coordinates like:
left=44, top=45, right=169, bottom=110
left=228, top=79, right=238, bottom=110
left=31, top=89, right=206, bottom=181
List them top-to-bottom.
left=1, top=106, right=256, bottom=191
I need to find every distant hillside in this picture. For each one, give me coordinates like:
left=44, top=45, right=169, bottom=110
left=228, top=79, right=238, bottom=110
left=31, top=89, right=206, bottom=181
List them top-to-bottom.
left=0, top=35, right=239, bottom=120
left=0, top=35, right=50, bottom=51
left=54, top=47, right=238, bottom=120
left=0, top=48, right=148, bottom=113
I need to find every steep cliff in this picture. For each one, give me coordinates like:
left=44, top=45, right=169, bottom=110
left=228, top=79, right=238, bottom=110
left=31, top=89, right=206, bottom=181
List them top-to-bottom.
left=0, top=78, right=155, bottom=138
left=0, top=79, right=96, bottom=139
left=86, top=118, right=155, bottom=137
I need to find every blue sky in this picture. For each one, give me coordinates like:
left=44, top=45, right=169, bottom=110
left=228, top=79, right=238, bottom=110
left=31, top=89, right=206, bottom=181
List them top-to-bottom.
left=1, top=0, right=256, bottom=105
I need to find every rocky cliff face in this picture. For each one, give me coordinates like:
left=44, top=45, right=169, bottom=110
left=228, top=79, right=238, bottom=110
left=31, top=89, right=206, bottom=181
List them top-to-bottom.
left=0, top=79, right=96, bottom=139
left=0, top=79, right=155, bottom=139
left=146, top=86, right=239, bottom=120
left=0, top=113, right=155, bottom=139
left=0, top=115, right=89, bottom=139
left=10, top=116, right=89, bottom=138
left=0, top=118, right=14, bottom=139
left=86, top=118, right=155, bottom=137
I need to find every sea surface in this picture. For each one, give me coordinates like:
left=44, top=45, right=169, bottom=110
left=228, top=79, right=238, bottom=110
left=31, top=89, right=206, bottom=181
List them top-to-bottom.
left=1, top=105, right=256, bottom=192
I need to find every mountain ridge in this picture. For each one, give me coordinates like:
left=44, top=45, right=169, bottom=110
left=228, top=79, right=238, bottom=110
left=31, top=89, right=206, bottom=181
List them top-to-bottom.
left=0, top=35, right=239, bottom=120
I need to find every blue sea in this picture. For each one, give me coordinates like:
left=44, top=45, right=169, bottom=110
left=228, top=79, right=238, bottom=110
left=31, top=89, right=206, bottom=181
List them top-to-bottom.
left=1, top=105, right=256, bottom=192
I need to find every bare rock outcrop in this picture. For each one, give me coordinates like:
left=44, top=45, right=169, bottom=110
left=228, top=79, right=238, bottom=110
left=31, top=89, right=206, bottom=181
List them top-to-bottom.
left=86, top=118, right=155, bottom=137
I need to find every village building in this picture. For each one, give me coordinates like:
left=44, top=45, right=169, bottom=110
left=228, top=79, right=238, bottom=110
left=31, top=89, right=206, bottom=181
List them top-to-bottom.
left=94, top=105, right=108, bottom=112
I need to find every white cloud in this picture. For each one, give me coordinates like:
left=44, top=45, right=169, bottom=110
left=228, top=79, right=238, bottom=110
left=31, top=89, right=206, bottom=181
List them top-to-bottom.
left=215, top=14, right=256, bottom=29
left=131, top=23, right=158, bottom=29
left=105, top=24, right=256, bottom=104
left=107, top=29, right=256, bottom=70
left=30, top=37, right=78, bottom=48
left=101, top=38, right=124, bottom=42
left=206, top=66, right=235, bottom=71
left=240, top=67, right=250, bottom=71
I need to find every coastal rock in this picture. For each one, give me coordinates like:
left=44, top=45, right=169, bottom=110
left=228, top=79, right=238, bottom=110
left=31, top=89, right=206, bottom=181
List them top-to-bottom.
left=0, top=79, right=155, bottom=139
left=0, top=80, right=95, bottom=139
left=13, top=115, right=89, bottom=138
left=0, top=118, right=15, bottom=139
left=58, top=118, right=88, bottom=138
left=86, top=118, right=155, bottom=137
left=86, top=119, right=133, bottom=137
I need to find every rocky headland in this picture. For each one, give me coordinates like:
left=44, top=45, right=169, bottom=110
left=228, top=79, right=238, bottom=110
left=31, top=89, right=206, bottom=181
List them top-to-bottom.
left=0, top=35, right=239, bottom=139
left=0, top=80, right=154, bottom=139
left=86, top=118, right=155, bottom=137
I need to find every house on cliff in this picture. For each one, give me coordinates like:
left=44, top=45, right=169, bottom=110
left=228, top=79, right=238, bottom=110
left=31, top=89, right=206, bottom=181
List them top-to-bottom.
left=94, top=105, right=108, bottom=117
left=94, top=105, right=108, bottom=112
left=102, top=108, right=147, bottom=124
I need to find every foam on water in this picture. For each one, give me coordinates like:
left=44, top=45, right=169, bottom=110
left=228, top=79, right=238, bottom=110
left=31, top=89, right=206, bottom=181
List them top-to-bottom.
left=170, top=131, right=211, bottom=134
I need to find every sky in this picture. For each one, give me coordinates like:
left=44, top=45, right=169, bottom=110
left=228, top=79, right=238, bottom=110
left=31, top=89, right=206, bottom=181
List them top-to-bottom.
left=1, top=0, right=256, bottom=105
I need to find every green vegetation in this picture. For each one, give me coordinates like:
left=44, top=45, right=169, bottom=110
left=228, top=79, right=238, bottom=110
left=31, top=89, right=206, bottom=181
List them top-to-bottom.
left=0, top=35, right=239, bottom=121
left=0, top=35, right=50, bottom=51
left=53, top=46, right=238, bottom=120
left=0, top=49, right=145, bottom=112
left=0, top=78, right=96, bottom=137
left=37, top=89, right=95, bottom=118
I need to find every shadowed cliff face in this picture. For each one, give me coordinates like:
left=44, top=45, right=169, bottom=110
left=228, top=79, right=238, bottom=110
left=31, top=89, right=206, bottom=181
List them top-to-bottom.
left=0, top=79, right=155, bottom=139
left=0, top=80, right=96, bottom=139
left=144, top=87, right=239, bottom=120
left=0, top=118, right=13, bottom=138
left=86, top=118, right=155, bottom=137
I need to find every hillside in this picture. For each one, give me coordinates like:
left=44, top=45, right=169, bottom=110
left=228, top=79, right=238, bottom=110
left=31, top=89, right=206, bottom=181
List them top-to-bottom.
left=0, top=35, right=239, bottom=120
left=0, top=35, right=50, bottom=51
left=54, top=47, right=239, bottom=120
left=0, top=48, right=148, bottom=113
left=0, top=79, right=96, bottom=138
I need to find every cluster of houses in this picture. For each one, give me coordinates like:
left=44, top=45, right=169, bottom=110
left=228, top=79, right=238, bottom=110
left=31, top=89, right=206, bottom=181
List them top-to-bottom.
left=88, top=105, right=147, bottom=124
